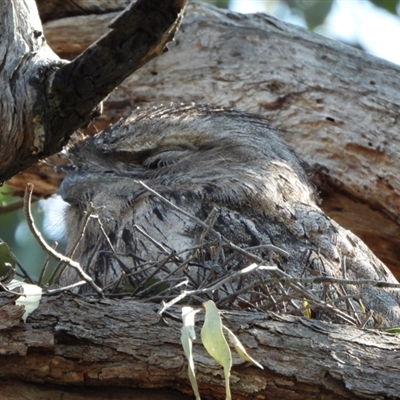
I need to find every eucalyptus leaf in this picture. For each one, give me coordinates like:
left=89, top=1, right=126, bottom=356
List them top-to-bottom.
left=201, top=300, right=232, bottom=400
left=181, top=306, right=201, bottom=400
left=223, top=325, right=263, bottom=369
left=385, top=327, right=400, bottom=333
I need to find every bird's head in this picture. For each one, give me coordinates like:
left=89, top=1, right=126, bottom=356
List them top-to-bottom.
left=60, top=105, right=316, bottom=218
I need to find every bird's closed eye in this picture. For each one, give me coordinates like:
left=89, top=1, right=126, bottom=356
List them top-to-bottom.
left=144, top=148, right=190, bottom=169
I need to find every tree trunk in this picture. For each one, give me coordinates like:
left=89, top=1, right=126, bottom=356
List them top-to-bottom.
left=0, top=0, right=187, bottom=183
left=2, top=1, right=400, bottom=399
left=1, top=294, right=399, bottom=400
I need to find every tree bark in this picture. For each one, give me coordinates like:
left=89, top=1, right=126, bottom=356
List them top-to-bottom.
left=0, top=0, right=187, bottom=183
left=17, top=0, right=398, bottom=280
left=35, top=0, right=132, bottom=23
left=2, top=2, right=400, bottom=400
left=1, top=293, right=399, bottom=400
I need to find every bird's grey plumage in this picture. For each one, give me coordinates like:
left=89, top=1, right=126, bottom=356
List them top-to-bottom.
left=59, top=104, right=400, bottom=326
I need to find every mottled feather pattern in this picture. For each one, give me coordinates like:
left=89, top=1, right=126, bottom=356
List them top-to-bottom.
left=59, top=104, right=400, bottom=325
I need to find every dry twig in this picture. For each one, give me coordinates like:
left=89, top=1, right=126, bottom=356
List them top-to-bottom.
left=24, top=183, right=104, bottom=297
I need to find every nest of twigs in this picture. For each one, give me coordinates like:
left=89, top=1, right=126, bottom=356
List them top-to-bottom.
left=18, top=182, right=397, bottom=330
left=112, top=230, right=376, bottom=329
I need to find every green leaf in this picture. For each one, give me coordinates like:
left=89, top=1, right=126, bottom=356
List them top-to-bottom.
left=201, top=0, right=230, bottom=9
left=283, top=0, right=334, bottom=30
left=304, top=0, right=334, bottom=30
left=369, top=0, right=399, bottom=15
left=0, top=241, right=16, bottom=284
left=201, top=300, right=232, bottom=400
left=181, top=307, right=201, bottom=400
left=223, top=325, right=264, bottom=369
left=385, top=327, right=400, bottom=333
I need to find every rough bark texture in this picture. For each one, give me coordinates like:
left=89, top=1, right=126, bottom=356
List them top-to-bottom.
left=0, top=0, right=187, bottom=183
left=0, top=0, right=60, bottom=183
left=36, top=0, right=131, bottom=23
left=2, top=2, right=400, bottom=400
left=1, top=294, right=400, bottom=400
left=1, top=382, right=192, bottom=400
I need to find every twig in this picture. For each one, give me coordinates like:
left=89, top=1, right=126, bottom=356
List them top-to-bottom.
left=136, top=181, right=210, bottom=229
left=23, top=183, right=104, bottom=297
left=48, top=202, right=102, bottom=285
left=71, top=202, right=103, bottom=259
left=197, top=207, right=219, bottom=243
left=95, top=213, right=115, bottom=252
left=133, top=224, right=176, bottom=257
left=39, top=241, right=58, bottom=285
left=244, top=244, right=290, bottom=257
left=12, top=252, right=35, bottom=284
left=132, top=252, right=179, bottom=295
left=112, top=254, right=150, bottom=289
left=338, top=255, right=361, bottom=324
left=158, top=263, right=267, bottom=315
left=260, top=276, right=400, bottom=288
left=138, top=277, right=189, bottom=298
left=44, top=281, right=87, bottom=295
left=0, top=282, right=23, bottom=296
left=157, top=292, right=191, bottom=315
left=359, top=310, right=374, bottom=329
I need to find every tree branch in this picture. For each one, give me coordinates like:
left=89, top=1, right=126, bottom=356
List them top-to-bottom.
left=0, top=0, right=187, bottom=183
left=36, top=0, right=131, bottom=23
left=45, top=0, right=188, bottom=147
left=0, top=294, right=399, bottom=399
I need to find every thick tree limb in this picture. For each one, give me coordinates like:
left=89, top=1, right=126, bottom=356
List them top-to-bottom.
left=0, top=0, right=187, bottom=183
left=0, top=0, right=60, bottom=183
left=36, top=0, right=131, bottom=23
left=45, top=0, right=188, bottom=152
left=0, top=294, right=399, bottom=399
left=1, top=382, right=192, bottom=400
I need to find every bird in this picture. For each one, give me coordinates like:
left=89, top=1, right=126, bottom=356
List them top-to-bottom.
left=58, top=104, right=400, bottom=326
